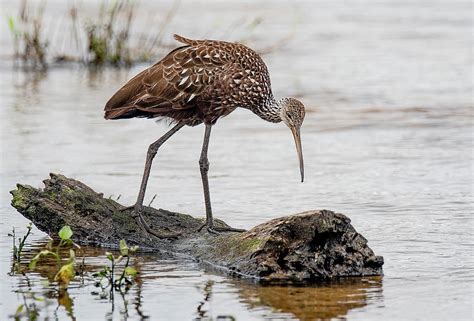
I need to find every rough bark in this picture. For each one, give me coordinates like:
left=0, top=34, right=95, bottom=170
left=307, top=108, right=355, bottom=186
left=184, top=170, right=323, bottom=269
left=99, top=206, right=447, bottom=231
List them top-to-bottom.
left=10, top=173, right=383, bottom=283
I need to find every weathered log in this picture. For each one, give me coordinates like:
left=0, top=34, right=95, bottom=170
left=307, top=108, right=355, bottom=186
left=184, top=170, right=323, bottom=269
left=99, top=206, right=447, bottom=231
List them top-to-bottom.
left=10, top=173, right=383, bottom=283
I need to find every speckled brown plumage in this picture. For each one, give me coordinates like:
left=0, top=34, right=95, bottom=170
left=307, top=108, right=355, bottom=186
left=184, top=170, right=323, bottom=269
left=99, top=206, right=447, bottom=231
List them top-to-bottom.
left=104, top=34, right=278, bottom=125
left=103, top=35, right=306, bottom=238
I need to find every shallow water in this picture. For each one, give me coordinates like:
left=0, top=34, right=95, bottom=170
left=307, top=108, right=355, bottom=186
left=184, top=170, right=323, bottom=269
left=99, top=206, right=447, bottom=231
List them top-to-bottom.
left=0, top=0, right=473, bottom=320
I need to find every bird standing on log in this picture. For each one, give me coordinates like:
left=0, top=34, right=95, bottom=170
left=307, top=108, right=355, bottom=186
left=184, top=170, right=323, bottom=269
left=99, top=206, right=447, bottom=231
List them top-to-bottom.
left=104, top=35, right=305, bottom=238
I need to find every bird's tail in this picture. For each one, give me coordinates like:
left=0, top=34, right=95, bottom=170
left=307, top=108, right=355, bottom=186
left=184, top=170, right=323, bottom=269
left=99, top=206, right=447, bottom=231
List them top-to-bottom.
left=174, top=34, right=196, bottom=45
left=104, top=105, right=142, bottom=119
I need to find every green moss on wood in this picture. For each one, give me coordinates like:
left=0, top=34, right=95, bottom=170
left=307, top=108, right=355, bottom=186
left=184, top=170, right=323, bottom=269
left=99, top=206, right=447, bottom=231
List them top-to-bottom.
left=10, top=184, right=33, bottom=210
left=112, top=209, right=139, bottom=232
left=213, top=235, right=267, bottom=261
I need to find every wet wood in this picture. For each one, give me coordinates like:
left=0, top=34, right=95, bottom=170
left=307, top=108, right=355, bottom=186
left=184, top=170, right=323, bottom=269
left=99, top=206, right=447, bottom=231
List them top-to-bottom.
left=10, top=173, right=383, bottom=284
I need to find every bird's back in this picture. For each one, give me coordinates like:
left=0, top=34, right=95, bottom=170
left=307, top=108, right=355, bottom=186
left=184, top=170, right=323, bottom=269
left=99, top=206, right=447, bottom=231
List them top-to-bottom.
left=104, top=35, right=273, bottom=125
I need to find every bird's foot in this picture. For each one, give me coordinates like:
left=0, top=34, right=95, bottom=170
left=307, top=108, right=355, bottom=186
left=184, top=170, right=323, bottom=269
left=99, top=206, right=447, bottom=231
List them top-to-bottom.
left=129, top=205, right=181, bottom=240
left=197, top=222, right=246, bottom=235
left=211, top=226, right=246, bottom=233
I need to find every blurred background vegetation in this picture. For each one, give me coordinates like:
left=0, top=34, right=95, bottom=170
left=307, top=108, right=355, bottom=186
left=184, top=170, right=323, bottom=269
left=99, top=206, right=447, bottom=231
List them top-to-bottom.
left=6, top=0, right=290, bottom=70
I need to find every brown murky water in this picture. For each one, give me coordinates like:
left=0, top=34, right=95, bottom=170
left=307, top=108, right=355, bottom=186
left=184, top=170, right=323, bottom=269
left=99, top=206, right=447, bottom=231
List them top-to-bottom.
left=1, top=0, right=473, bottom=320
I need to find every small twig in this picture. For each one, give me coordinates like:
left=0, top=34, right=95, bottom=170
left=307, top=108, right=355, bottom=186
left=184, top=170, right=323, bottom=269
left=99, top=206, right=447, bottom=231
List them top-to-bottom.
left=148, top=194, right=157, bottom=207
left=9, top=223, right=33, bottom=273
left=16, top=224, right=33, bottom=263
left=9, top=227, right=17, bottom=275
left=116, top=255, right=130, bottom=287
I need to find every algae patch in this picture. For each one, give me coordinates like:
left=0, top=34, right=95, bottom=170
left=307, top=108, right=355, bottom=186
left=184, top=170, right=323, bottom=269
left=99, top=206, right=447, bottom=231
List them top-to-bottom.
left=10, top=184, right=33, bottom=210
left=213, top=235, right=267, bottom=261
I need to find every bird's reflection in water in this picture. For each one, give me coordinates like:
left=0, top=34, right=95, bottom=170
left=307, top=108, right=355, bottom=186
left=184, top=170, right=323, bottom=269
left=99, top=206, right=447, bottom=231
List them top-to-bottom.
left=234, top=277, right=384, bottom=321
left=193, top=280, right=236, bottom=321
left=194, top=280, right=214, bottom=320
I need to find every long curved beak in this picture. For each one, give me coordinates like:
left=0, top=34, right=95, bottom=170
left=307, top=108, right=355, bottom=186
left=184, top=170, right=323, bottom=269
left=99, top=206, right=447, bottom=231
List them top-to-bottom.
left=290, top=126, right=304, bottom=182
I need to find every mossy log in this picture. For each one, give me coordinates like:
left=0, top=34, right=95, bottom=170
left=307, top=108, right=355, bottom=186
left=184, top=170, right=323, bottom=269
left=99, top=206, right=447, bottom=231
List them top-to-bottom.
left=10, top=173, right=383, bottom=283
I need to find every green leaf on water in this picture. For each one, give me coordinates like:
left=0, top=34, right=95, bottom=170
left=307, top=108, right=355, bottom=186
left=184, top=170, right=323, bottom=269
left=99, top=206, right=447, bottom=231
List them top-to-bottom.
left=7, top=16, right=16, bottom=33
left=58, top=226, right=73, bottom=241
left=119, top=239, right=128, bottom=256
left=67, top=249, right=75, bottom=263
left=29, top=250, right=56, bottom=270
left=54, top=250, right=76, bottom=288
left=105, top=252, right=114, bottom=262
left=29, top=256, right=39, bottom=270
left=54, top=262, right=75, bottom=288
left=124, top=266, right=137, bottom=277
left=15, top=304, right=24, bottom=316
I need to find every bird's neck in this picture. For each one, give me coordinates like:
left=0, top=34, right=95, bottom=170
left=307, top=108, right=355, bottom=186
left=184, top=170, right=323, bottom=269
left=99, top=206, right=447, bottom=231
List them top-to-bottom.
left=254, top=97, right=282, bottom=123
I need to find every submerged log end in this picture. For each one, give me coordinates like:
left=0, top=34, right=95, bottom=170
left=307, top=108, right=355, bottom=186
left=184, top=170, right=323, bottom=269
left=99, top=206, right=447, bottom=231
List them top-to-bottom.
left=10, top=173, right=383, bottom=283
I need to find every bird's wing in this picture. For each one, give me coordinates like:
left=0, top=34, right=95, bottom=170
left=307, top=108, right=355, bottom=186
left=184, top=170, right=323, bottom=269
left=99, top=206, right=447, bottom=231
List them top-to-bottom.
left=104, top=35, right=233, bottom=119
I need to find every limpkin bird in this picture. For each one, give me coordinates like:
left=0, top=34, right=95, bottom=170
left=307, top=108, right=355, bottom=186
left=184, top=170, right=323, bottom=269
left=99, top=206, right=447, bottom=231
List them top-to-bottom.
left=104, top=34, right=305, bottom=237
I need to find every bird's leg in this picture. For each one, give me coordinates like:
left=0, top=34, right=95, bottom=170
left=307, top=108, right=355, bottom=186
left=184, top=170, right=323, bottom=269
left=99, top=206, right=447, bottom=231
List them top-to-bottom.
left=132, top=123, right=185, bottom=239
left=197, top=124, right=246, bottom=234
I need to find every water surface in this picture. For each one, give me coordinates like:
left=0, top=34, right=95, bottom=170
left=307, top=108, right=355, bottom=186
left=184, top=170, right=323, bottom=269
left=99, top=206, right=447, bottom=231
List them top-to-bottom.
left=0, top=0, right=472, bottom=320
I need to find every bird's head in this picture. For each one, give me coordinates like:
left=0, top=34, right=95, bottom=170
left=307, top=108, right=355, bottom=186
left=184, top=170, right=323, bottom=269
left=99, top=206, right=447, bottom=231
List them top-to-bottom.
left=278, top=98, right=306, bottom=182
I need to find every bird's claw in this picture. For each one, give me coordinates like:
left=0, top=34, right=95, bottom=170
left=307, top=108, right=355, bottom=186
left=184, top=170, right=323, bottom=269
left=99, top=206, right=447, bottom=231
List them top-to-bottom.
left=131, top=205, right=181, bottom=239
left=197, top=222, right=246, bottom=235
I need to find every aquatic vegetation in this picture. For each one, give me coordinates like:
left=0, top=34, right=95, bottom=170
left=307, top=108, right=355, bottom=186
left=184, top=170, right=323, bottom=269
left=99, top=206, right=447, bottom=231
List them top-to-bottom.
left=5, top=0, right=181, bottom=69
left=5, top=0, right=288, bottom=70
left=6, top=0, right=48, bottom=70
left=80, top=0, right=183, bottom=66
left=84, top=0, right=135, bottom=66
left=8, top=223, right=33, bottom=274
left=8, top=224, right=142, bottom=318
left=29, top=225, right=78, bottom=288
left=27, top=226, right=139, bottom=292
left=93, top=239, right=139, bottom=292
left=11, top=274, right=77, bottom=320
left=12, top=292, right=42, bottom=321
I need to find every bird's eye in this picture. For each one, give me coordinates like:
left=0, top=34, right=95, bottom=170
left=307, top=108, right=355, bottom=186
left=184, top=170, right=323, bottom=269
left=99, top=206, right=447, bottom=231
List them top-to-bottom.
left=287, top=113, right=293, bottom=120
